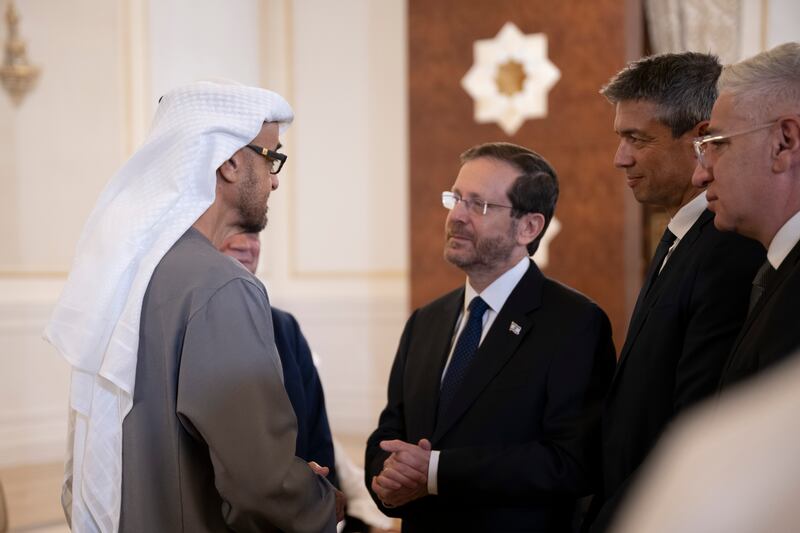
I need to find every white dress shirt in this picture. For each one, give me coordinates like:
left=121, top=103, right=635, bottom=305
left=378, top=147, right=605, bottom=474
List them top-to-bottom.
left=658, top=192, right=708, bottom=273
left=767, top=209, right=800, bottom=269
left=428, top=256, right=530, bottom=495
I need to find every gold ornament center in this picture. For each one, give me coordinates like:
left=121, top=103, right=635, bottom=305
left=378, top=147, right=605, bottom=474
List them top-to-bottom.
left=495, top=60, right=526, bottom=96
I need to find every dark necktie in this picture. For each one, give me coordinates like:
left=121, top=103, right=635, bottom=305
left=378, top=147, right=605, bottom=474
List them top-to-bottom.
left=631, top=228, right=676, bottom=321
left=645, top=228, right=677, bottom=294
left=748, top=260, right=776, bottom=315
left=438, top=296, right=490, bottom=417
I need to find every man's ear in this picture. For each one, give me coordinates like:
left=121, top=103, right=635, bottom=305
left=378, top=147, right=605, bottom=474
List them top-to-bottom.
left=773, top=116, right=800, bottom=173
left=694, top=119, right=710, bottom=137
left=218, top=150, right=245, bottom=184
left=516, top=212, right=546, bottom=248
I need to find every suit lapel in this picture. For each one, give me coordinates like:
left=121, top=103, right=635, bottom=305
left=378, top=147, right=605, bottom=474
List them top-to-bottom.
left=612, top=210, right=713, bottom=384
left=727, top=238, right=800, bottom=358
left=433, top=261, right=543, bottom=442
left=412, top=289, right=463, bottom=439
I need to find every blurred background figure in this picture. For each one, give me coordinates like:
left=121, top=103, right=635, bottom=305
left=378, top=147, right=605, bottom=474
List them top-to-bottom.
left=612, top=350, right=800, bottom=533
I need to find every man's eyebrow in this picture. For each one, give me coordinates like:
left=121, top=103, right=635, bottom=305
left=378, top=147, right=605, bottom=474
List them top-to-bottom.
left=616, top=127, right=647, bottom=137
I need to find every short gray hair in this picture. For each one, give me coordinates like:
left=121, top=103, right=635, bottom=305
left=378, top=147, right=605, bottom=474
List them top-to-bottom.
left=719, top=42, right=800, bottom=122
left=601, top=52, right=721, bottom=137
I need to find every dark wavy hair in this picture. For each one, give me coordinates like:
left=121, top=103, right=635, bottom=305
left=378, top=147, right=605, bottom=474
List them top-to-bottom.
left=460, top=142, right=558, bottom=255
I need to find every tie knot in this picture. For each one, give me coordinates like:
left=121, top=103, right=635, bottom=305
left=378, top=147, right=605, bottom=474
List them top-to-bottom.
left=660, top=228, right=677, bottom=246
left=753, top=260, right=776, bottom=288
left=468, top=296, right=489, bottom=317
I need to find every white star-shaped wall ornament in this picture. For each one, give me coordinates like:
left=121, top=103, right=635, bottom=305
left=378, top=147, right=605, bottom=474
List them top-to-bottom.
left=461, top=22, right=561, bottom=136
left=532, top=216, right=560, bottom=268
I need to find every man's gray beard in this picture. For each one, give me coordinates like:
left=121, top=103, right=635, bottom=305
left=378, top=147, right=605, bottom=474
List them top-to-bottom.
left=445, top=218, right=518, bottom=270
left=445, top=233, right=516, bottom=271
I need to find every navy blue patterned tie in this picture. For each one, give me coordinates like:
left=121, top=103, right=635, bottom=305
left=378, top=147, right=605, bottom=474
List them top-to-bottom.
left=438, top=296, right=490, bottom=416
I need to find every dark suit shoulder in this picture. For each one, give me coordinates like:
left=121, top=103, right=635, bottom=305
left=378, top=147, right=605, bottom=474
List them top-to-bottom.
left=686, top=210, right=762, bottom=266
left=687, top=218, right=764, bottom=304
left=699, top=220, right=763, bottom=259
left=411, top=266, right=608, bottom=324
left=542, top=277, right=604, bottom=313
left=537, top=278, right=611, bottom=339
left=415, top=286, right=463, bottom=313
left=271, top=307, right=300, bottom=332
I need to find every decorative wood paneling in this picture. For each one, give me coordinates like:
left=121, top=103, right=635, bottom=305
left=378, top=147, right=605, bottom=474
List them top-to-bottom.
left=409, top=0, right=640, bottom=348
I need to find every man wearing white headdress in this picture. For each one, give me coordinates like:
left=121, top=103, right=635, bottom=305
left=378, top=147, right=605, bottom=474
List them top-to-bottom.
left=44, top=81, right=339, bottom=533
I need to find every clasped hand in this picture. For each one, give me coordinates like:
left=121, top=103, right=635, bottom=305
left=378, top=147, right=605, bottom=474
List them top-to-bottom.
left=371, top=438, right=432, bottom=508
left=308, top=461, right=346, bottom=522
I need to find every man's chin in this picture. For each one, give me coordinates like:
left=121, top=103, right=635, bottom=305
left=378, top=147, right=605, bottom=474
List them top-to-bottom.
left=711, top=214, right=733, bottom=233
left=241, top=217, right=267, bottom=234
left=444, top=249, right=474, bottom=268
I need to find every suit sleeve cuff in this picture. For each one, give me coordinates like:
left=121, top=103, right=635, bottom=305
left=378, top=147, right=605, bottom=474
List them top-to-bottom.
left=427, top=450, right=440, bottom=495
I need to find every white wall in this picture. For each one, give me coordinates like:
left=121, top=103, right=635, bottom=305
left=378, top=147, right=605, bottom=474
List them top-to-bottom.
left=0, top=0, right=407, bottom=467
left=0, top=0, right=130, bottom=467
left=0, top=0, right=128, bottom=271
left=263, top=0, right=408, bottom=435
left=740, top=0, right=800, bottom=60
left=764, top=0, right=800, bottom=48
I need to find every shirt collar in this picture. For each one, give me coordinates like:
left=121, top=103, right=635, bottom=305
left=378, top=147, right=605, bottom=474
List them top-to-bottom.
left=667, top=192, right=708, bottom=240
left=767, top=210, right=800, bottom=269
left=464, top=256, right=530, bottom=314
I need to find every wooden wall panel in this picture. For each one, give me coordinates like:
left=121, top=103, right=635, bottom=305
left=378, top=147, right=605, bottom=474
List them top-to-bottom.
left=409, top=0, right=639, bottom=349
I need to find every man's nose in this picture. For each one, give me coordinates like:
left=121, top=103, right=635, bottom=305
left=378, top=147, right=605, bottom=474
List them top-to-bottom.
left=613, top=141, right=634, bottom=169
left=692, top=162, right=713, bottom=188
left=450, top=199, right=472, bottom=220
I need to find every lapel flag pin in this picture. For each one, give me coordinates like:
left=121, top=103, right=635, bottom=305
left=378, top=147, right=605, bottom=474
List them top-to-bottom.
left=509, top=321, right=521, bottom=335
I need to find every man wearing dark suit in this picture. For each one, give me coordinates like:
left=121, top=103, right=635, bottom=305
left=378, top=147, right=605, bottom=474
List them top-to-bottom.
left=692, top=42, right=800, bottom=390
left=586, top=53, right=765, bottom=532
left=365, top=142, right=616, bottom=532
left=219, top=233, right=337, bottom=484
left=271, top=308, right=338, bottom=483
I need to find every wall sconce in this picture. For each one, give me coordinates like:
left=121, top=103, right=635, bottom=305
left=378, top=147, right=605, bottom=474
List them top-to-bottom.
left=1, top=0, right=40, bottom=105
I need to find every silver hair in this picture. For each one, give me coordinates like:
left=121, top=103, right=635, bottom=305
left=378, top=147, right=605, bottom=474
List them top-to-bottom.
left=719, top=42, right=800, bottom=121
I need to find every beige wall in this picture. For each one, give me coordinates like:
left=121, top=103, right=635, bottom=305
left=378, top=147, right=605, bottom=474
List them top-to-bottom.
left=262, top=0, right=409, bottom=436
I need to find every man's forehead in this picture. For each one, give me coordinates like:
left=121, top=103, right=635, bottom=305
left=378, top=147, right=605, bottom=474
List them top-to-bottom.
left=707, top=93, right=741, bottom=133
left=614, top=99, right=661, bottom=118
left=613, top=100, right=667, bottom=133
left=252, top=121, right=281, bottom=147
left=458, top=157, right=517, bottom=179
left=454, top=158, right=516, bottom=195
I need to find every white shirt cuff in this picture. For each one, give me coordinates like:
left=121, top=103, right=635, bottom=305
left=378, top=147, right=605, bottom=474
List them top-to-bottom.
left=427, top=450, right=440, bottom=495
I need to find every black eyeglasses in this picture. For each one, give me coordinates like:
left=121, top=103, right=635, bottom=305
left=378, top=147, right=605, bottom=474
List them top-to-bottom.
left=246, top=144, right=287, bottom=174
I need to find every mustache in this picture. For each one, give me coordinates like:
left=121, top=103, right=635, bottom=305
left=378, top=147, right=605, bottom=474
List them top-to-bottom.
left=446, top=221, right=473, bottom=240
